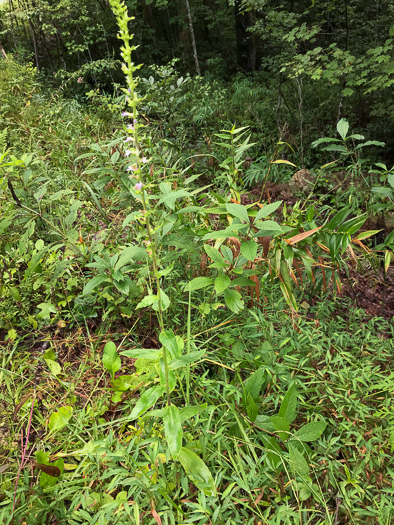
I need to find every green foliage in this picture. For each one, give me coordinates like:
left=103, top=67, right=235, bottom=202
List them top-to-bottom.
left=1, top=2, right=394, bottom=524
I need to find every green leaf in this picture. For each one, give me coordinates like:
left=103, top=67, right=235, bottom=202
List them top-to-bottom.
left=342, top=87, right=354, bottom=97
left=337, top=118, right=349, bottom=140
left=232, top=125, right=249, bottom=134
left=348, top=134, right=365, bottom=140
left=311, top=137, right=340, bottom=148
left=354, top=140, right=385, bottom=150
left=323, top=144, right=348, bottom=153
left=111, top=151, right=120, bottom=164
left=82, top=181, right=109, bottom=224
left=34, top=184, right=48, bottom=202
left=371, top=187, right=394, bottom=199
left=157, top=189, right=191, bottom=209
left=255, top=201, right=282, bottom=221
left=225, top=203, right=249, bottom=223
left=175, top=206, right=201, bottom=215
left=326, top=207, right=352, bottom=230
left=338, top=215, right=367, bottom=234
left=254, top=220, right=284, bottom=237
left=202, top=224, right=246, bottom=240
left=356, top=230, right=381, bottom=240
left=240, top=240, right=258, bottom=261
left=204, top=244, right=225, bottom=264
left=114, top=246, right=147, bottom=271
left=214, top=274, right=231, bottom=294
left=83, top=275, right=108, bottom=296
left=231, top=276, right=257, bottom=287
left=184, top=277, right=214, bottom=292
left=113, top=278, right=129, bottom=295
left=280, top=282, right=298, bottom=312
left=153, top=288, right=170, bottom=312
left=224, top=288, right=244, bottom=313
left=136, top=294, right=158, bottom=309
left=36, top=302, right=57, bottom=320
left=7, top=329, right=17, bottom=341
left=159, top=330, right=181, bottom=359
left=103, top=342, right=121, bottom=379
left=121, top=348, right=163, bottom=360
left=169, top=350, right=205, bottom=370
left=44, top=359, right=61, bottom=377
left=244, top=367, right=266, bottom=400
left=111, top=375, right=137, bottom=392
left=278, top=384, right=297, bottom=424
left=129, top=386, right=166, bottom=420
left=245, top=393, right=258, bottom=422
left=180, top=404, right=207, bottom=422
left=48, top=406, right=73, bottom=433
left=164, top=406, right=182, bottom=459
left=255, top=415, right=273, bottom=431
left=270, top=416, right=290, bottom=441
left=295, top=421, right=327, bottom=442
left=264, top=436, right=282, bottom=471
left=288, top=443, right=309, bottom=476
left=178, top=447, right=216, bottom=495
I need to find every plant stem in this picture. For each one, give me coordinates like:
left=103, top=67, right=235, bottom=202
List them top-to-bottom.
left=113, top=0, right=171, bottom=406
left=186, top=289, right=191, bottom=405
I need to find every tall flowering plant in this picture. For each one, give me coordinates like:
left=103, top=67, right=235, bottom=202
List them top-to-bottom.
left=107, top=0, right=215, bottom=495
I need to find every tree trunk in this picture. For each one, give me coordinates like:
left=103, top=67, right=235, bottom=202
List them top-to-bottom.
left=185, top=0, right=201, bottom=75
left=234, top=1, right=257, bottom=72
left=28, top=19, right=40, bottom=71
left=0, top=42, right=7, bottom=60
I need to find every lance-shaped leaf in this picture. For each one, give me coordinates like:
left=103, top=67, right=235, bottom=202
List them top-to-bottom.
left=271, top=159, right=297, bottom=167
left=121, top=348, right=163, bottom=360
left=168, top=350, right=205, bottom=370
left=278, top=384, right=297, bottom=424
left=129, top=386, right=166, bottom=420
left=164, top=405, right=182, bottom=459
left=178, top=447, right=216, bottom=495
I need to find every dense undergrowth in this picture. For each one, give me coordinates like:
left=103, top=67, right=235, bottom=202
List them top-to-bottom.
left=1, top=4, right=394, bottom=523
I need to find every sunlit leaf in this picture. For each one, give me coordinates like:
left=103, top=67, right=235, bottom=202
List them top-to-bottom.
left=337, top=118, right=349, bottom=140
left=271, top=159, right=297, bottom=167
left=240, top=240, right=258, bottom=261
left=214, top=274, right=231, bottom=294
left=183, top=277, right=214, bottom=292
left=103, top=342, right=121, bottom=379
left=129, top=386, right=166, bottom=420
left=49, top=406, right=73, bottom=433
left=164, top=406, right=182, bottom=459
left=178, top=447, right=216, bottom=495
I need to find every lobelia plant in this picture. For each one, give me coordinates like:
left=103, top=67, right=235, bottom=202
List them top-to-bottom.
left=107, top=0, right=215, bottom=494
